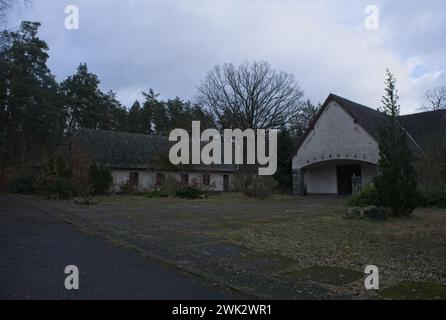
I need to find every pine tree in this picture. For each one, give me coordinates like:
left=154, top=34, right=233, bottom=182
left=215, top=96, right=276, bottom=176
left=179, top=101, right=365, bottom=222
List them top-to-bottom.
left=0, top=21, right=64, bottom=167
left=60, top=63, right=103, bottom=135
left=374, top=69, right=419, bottom=216
left=141, top=89, right=160, bottom=135
left=99, top=90, right=128, bottom=131
left=128, top=100, right=144, bottom=133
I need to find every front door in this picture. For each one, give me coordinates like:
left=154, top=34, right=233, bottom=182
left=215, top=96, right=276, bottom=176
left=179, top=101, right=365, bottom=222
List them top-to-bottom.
left=337, top=165, right=361, bottom=195
left=223, top=175, right=230, bottom=192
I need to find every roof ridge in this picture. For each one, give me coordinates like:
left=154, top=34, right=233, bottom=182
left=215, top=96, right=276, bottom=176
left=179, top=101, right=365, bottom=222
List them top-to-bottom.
left=329, top=93, right=381, bottom=114
left=398, top=108, right=446, bottom=118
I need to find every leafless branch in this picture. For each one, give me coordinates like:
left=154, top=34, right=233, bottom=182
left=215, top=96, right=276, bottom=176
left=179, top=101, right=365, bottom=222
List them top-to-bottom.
left=0, top=0, right=31, bottom=25
left=198, top=61, right=304, bottom=130
left=420, top=86, right=446, bottom=111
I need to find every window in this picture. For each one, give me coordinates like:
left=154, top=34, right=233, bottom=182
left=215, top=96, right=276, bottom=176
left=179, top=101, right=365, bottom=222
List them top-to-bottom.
left=129, top=172, right=139, bottom=186
left=156, top=173, right=165, bottom=187
left=181, top=173, right=189, bottom=186
left=202, top=174, right=211, bottom=187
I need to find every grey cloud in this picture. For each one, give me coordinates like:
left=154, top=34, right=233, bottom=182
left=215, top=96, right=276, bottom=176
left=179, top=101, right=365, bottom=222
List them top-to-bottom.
left=7, top=0, right=446, bottom=113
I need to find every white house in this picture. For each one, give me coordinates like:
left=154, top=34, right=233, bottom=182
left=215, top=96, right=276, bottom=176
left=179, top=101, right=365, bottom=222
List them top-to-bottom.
left=292, top=94, right=446, bottom=195
left=69, top=129, right=237, bottom=193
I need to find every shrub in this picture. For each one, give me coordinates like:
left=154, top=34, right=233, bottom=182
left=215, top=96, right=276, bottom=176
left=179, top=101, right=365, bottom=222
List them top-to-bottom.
left=69, top=145, right=93, bottom=193
left=34, top=157, right=83, bottom=199
left=43, top=157, right=71, bottom=178
left=89, top=163, right=113, bottom=194
left=8, top=168, right=37, bottom=194
left=235, top=172, right=278, bottom=199
left=37, top=176, right=82, bottom=200
left=159, top=176, right=182, bottom=195
left=253, top=176, right=278, bottom=199
left=118, top=180, right=137, bottom=195
left=201, top=181, right=217, bottom=195
left=350, top=185, right=379, bottom=208
left=175, top=187, right=203, bottom=199
left=419, top=190, right=446, bottom=208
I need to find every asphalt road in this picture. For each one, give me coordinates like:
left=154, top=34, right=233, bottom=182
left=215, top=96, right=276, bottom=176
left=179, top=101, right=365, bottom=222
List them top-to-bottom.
left=0, top=194, right=242, bottom=300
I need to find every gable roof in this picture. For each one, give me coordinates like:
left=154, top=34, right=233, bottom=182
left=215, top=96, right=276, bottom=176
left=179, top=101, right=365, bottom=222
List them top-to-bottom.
left=294, top=94, right=446, bottom=158
left=327, top=94, right=386, bottom=140
left=399, top=109, right=446, bottom=156
left=69, top=129, right=237, bottom=172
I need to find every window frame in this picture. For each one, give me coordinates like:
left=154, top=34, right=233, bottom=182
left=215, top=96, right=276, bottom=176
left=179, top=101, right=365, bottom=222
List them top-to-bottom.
left=129, top=172, right=139, bottom=186
left=202, top=174, right=211, bottom=187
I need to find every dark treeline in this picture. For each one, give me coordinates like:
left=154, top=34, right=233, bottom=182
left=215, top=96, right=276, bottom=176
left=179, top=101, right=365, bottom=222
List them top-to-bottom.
left=1, top=21, right=319, bottom=194
left=0, top=22, right=215, bottom=169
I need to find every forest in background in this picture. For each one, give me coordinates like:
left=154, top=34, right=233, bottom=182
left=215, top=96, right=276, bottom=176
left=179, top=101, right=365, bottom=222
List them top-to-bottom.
left=0, top=21, right=320, bottom=193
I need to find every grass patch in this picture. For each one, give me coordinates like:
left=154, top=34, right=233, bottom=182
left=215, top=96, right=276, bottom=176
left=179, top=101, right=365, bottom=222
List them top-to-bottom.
left=239, top=252, right=298, bottom=273
left=288, top=266, right=364, bottom=286
left=380, top=281, right=446, bottom=300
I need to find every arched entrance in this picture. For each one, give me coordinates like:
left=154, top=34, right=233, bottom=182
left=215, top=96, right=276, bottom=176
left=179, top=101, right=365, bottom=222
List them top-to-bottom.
left=296, top=159, right=378, bottom=195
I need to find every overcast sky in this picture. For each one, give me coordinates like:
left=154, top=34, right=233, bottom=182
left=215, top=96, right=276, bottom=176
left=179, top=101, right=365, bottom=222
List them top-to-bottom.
left=6, top=0, right=446, bottom=114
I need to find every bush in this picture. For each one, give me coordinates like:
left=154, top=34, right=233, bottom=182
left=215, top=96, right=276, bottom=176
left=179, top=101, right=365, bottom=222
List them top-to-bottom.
left=34, top=157, right=83, bottom=199
left=43, top=157, right=71, bottom=178
left=8, top=158, right=88, bottom=199
left=89, top=163, right=113, bottom=194
left=8, top=168, right=37, bottom=194
left=235, top=172, right=278, bottom=199
left=38, top=176, right=82, bottom=200
left=158, top=176, right=182, bottom=195
left=118, top=180, right=137, bottom=195
left=350, top=184, right=379, bottom=208
left=175, top=187, right=204, bottom=199
left=420, top=190, right=446, bottom=208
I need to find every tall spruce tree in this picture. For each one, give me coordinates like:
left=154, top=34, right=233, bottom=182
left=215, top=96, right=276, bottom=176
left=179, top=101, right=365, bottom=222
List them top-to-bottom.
left=374, top=69, right=419, bottom=216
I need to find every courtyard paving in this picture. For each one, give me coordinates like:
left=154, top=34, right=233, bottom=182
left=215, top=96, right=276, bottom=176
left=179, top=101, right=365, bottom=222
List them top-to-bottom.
left=23, top=193, right=446, bottom=299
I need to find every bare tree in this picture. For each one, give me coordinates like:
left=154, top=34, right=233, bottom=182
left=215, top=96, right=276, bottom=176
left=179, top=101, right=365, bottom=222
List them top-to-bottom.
left=0, top=0, right=30, bottom=24
left=198, top=61, right=304, bottom=130
left=420, top=86, right=446, bottom=111
left=289, top=99, right=320, bottom=136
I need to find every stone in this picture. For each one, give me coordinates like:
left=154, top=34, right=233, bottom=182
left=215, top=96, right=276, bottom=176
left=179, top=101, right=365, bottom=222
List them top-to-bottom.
left=74, top=195, right=97, bottom=205
left=362, top=206, right=387, bottom=220
left=344, top=207, right=363, bottom=219
left=347, top=207, right=361, bottom=217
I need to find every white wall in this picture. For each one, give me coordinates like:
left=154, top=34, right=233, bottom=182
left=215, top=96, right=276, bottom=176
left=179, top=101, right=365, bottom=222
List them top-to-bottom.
left=292, top=101, right=379, bottom=170
left=292, top=101, right=380, bottom=194
left=303, top=162, right=378, bottom=194
left=305, top=165, right=337, bottom=194
left=110, top=170, right=235, bottom=192
left=111, top=170, right=155, bottom=192
left=189, top=172, right=235, bottom=191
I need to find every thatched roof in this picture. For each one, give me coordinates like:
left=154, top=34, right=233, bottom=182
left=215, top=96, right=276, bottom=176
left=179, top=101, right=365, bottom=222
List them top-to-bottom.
left=294, top=94, right=446, bottom=158
left=69, top=129, right=237, bottom=172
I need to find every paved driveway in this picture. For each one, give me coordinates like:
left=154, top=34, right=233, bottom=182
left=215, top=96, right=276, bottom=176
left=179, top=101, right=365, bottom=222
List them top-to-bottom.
left=0, top=194, right=242, bottom=300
